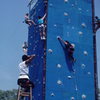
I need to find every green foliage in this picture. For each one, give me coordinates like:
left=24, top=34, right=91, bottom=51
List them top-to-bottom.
left=0, top=89, right=17, bottom=100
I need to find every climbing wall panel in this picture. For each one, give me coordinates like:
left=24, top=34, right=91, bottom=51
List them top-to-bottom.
left=28, top=0, right=46, bottom=100
left=46, top=0, right=96, bottom=100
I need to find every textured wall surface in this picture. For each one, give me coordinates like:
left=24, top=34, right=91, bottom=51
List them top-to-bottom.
left=28, top=0, right=96, bottom=100
left=28, top=0, right=45, bottom=100
left=45, top=0, right=96, bottom=100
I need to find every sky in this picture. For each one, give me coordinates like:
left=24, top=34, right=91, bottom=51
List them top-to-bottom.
left=0, top=0, right=100, bottom=90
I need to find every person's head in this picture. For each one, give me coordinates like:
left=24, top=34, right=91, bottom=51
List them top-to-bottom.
left=26, top=13, right=29, bottom=16
left=38, top=16, right=42, bottom=19
left=95, top=16, right=98, bottom=19
left=22, top=55, right=29, bottom=61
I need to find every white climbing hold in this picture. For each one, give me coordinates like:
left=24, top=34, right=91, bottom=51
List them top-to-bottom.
left=64, top=0, right=68, bottom=3
left=49, top=3, right=53, bottom=7
left=71, top=4, right=74, bottom=7
left=86, top=10, right=89, bottom=12
left=64, top=12, right=68, bottom=16
left=81, top=23, right=86, bottom=28
left=54, top=24, right=57, bottom=27
left=72, top=26, right=75, bottom=29
left=78, top=31, right=83, bottom=35
left=57, top=36, right=60, bottom=39
left=71, top=43, right=75, bottom=48
left=48, top=49, right=53, bottom=53
left=84, top=51, right=88, bottom=55
left=57, top=64, right=62, bottom=68
left=81, top=64, right=86, bottom=69
left=88, top=72, right=91, bottom=75
left=67, top=76, right=72, bottom=79
left=57, top=80, right=62, bottom=85
left=51, top=93, right=55, bottom=96
left=82, top=94, right=86, bottom=99
left=71, top=97, right=75, bottom=100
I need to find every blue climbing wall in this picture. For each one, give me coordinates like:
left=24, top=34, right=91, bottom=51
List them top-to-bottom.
left=27, top=0, right=97, bottom=100
left=28, top=0, right=46, bottom=100
left=45, top=0, right=96, bottom=100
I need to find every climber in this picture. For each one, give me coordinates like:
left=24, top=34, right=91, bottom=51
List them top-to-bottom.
left=24, top=13, right=36, bottom=26
left=38, top=13, right=46, bottom=40
left=94, top=16, right=100, bottom=32
left=57, top=36, right=75, bottom=62
left=22, top=41, right=28, bottom=54
left=17, top=54, right=35, bottom=90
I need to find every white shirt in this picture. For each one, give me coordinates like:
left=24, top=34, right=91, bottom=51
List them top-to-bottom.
left=18, top=61, right=29, bottom=79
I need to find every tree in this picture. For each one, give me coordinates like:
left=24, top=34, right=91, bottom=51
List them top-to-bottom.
left=0, top=89, right=17, bottom=100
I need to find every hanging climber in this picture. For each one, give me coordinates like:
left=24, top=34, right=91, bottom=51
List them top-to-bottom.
left=24, top=13, right=36, bottom=26
left=38, top=13, right=46, bottom=40
left=94, top=16, right=100, bottom=32
left=57, top=36, right=75, bottom=62
left=17, top=54, right=35, bottom=91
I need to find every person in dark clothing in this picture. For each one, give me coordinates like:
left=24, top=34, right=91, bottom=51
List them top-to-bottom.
left=24, top=13, right=36, bottom=26
left=95, top=16, right=100, bottom=32
left=57, top=36, right=75, bottom=62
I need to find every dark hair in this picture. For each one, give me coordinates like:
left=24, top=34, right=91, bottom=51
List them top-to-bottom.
left=26, top=13, right=29, bottom=16
left=38, top=16, right=42, bottom=19
left=95, top=16, right=98, bottom=19
left=22, top=55, right=29, bottom=61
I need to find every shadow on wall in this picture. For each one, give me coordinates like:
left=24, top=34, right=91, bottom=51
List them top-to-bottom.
left=58, top=40, right=75, bottom=72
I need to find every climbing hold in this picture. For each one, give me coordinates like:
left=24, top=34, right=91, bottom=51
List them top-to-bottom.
left=64, top=0, right=68, bottom=3
left=49, top=3, right=53, bottom=7
left=71, top=4, right=74, bottom=7
left=78, top=8, right=82, bottom=11
left=64, top=12, right=68, bottom=16
left=81, top=23, right=86, bottom=28
left=54, top=24, right=57, bottom=27
left=72, top=26, right=75, bottom=29
left=78, top=31, right=83, bottom=35
left=30, top=36, right=33, bottom=38
left=29, top=43, right=32, bottom=46
left=71, top=43, right=75, bottom=48
left=48, top=49, right=53, bottom=53
left=84, top=51, right=88, bottom=55
left=41, top=56, right=43, bottom=59
left=57, top=64, right=62, bottom=68
left=81, top=64, right=86, bottom=69
left=30, top=65, right=33, bottom=67
left=87, top=72, right=91, bottom=75
left=67, top=76, right=72, bottom=79
left=57, top=80, right=62, bottom=85
left=38, top=81, right=41, bottom=84
left=75, top=85, right=78, bottom=91
left=51, top=93, right=55, bottom=96
left=38, top=94, right=40, bottom=96
left=82, top=94, right=86, bottom=99
left=71, top=97, right=75, bottom=100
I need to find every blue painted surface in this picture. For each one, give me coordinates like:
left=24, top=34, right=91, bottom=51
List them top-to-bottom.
left=27, top=0, right=96, bottom=100
left=28, top=0, right=45, bottom=100
left=46, top=0, right=96, bottom=100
